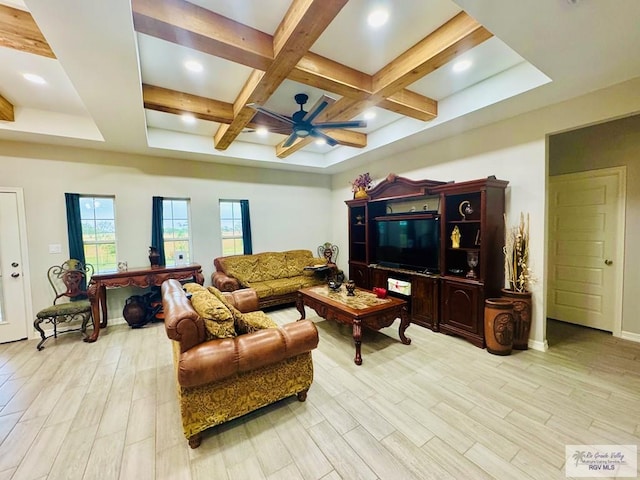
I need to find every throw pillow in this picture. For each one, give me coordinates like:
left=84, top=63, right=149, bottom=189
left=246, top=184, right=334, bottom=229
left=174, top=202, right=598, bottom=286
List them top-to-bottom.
left=207, top=286, right=274, bottom=334
left=188, top=288, right=235, bottom=340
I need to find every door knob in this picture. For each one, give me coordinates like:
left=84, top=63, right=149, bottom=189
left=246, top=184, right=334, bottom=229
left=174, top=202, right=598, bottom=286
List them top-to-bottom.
left=604, top=259, right=613, bottom=266
left=11, top=272, right=20, bottom=278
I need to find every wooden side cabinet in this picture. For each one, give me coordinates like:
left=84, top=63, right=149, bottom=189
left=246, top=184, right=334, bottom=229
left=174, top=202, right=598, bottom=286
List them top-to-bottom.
left=349, top=262, right=370, bottom=289
left=412, top=276, right=439, bottom=330
left=440, top=279, right=484, bottom=347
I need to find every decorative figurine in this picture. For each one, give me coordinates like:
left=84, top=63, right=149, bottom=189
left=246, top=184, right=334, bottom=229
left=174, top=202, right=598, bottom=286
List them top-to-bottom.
left=458, top=200, right=473, bottom=220
left=451, top=226, right=461, bottom=249
left=466, top=251, right=479, bottom=279
left=345, top=280, right=356, bottom=296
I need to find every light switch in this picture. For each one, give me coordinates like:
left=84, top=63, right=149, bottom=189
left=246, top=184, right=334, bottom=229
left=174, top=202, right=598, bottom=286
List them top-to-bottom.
left=48, top=244, right=62, bottom=254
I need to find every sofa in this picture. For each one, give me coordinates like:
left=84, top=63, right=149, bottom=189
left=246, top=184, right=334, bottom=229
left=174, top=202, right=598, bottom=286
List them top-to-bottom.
left=212, top=249, right=329, bottom=308
left=161, top=279, right=319, bottom=448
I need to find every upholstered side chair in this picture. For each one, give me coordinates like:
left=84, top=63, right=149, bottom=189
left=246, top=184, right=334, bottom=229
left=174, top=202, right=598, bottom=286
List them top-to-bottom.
left=34, top=259, right=94, bottom=350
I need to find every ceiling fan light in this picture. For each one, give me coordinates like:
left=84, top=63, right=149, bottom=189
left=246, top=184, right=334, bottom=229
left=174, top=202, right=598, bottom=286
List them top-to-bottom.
left=256, top=127, right=268, bottom=136
left=315, top=138, right=326, bottom=145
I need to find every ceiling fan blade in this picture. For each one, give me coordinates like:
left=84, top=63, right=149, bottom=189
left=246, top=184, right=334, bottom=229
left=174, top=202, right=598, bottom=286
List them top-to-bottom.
left=303, top=95, right=336, bottom=123
left=249, top=104, right=294, bottom=127
left=312, top=120, right=367, bottom=130
left=311, top=130, right=338, bottom=147
left=282, top=132, right=299, bottom=148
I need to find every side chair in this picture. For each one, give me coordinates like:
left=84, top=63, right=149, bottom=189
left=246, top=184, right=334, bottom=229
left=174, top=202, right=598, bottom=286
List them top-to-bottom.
left=34, top=259, right=94, bottom=350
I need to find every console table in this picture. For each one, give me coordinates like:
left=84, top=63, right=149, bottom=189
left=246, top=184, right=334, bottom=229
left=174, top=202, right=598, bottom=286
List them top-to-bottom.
left=86, top=263, right=204, bottom=343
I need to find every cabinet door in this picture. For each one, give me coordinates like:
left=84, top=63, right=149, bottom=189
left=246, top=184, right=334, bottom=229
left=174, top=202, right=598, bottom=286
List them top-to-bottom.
left=349, top=263, right=370, bottom=289
left=370, top=269, right=388, bottom=289
left=412, top=276, right=439, bottom=330
left=440, top=280, right=484, bottom=346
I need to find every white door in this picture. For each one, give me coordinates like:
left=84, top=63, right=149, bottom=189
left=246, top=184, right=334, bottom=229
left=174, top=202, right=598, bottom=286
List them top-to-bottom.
left=547, top=167, right=625, bottom=333
left=0, top=189, right=31, bottom=343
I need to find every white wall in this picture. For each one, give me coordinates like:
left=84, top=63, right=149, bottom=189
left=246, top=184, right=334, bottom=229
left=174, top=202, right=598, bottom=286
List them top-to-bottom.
left=331, top=76, right=640, bottom=349
left=0, top=143, right=332, bottom=332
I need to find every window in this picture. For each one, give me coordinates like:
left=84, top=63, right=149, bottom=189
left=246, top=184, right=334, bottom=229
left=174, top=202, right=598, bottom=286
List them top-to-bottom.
left=80, top=196, right=117, bottom=273
left=163, top=198, right=191, bottom=266
left=219, top=200, right=244, bottom=256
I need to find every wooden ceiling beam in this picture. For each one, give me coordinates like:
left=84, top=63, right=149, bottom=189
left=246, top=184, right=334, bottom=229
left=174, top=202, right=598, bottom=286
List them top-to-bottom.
left=132, top=0, right=436, bottom=121
left=132, top=0, right=273, bottom=70
left=213, top=0, right=348, bottom=150
left=0, top=4, right=55, bottom=58
left=276, top=12, right=492, bottom=158
left=372, top=12, right=492, bottom=98
left=142, top=84, right=233, bottom=123
left=0, top=93, right=14, bottom=122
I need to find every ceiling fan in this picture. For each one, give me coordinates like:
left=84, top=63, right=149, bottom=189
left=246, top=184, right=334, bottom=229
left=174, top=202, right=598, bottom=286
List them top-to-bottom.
left=248, top=93, right=367, bottom=147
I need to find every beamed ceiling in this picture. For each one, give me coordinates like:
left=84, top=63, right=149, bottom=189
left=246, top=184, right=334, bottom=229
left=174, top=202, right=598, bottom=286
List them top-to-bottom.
left=1, top=0, right=640, bottom=173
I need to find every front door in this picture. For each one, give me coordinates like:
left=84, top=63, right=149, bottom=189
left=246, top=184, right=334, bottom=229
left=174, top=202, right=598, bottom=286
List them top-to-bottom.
left=547, top=167, right=625, bottom=333
left=0, top=189, right=31, bottom=343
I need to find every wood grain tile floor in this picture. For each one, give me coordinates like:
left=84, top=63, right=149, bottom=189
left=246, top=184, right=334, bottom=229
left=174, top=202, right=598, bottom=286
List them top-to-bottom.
left=0, top=309, right=638, bottom=479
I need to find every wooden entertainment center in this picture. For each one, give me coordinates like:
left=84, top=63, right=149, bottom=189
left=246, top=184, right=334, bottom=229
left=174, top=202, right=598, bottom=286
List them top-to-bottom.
left=346, top=174, right=508, bottom=347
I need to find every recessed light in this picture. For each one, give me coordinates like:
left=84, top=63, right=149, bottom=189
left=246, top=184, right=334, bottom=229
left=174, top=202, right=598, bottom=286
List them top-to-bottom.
left=368, top=8, right=389, bottom=28
left=184, top=60, right=203, bottom=73
left=452, top=60, right=472, bottom=73
left=23, top=73, right=46, bottom=85
left=364, top=110, right=376, bottom=120
left=181, top=114, right=196, bottom=124
left=256, top=127, right=268, bottom=136
left=315, top=138, right=327, bottom=145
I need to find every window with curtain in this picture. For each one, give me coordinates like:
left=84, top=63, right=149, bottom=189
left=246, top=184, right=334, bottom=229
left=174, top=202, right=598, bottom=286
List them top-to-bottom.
left=80, top=196, right=117, bottom=273
left=163, top=198, right=191, bottom=266
left=219, top=199, right=250, bottom=256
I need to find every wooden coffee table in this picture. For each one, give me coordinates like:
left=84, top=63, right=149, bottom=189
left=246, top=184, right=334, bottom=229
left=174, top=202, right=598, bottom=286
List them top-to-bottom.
left=296, top=285, right=411, bottom=365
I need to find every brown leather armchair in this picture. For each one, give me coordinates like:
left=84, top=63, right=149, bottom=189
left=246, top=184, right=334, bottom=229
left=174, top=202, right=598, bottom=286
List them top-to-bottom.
left=161, top=279, right=319, bottom=448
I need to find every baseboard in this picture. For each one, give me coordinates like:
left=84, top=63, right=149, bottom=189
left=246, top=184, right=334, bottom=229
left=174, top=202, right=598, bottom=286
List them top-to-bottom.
left=620, top=330, right=640, bottom=343
left=529, top=338, right=548, bottom=352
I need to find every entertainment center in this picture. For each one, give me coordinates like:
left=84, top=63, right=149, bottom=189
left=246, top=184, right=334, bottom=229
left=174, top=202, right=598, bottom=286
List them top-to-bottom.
left=346, top=173, right=508, bottom=347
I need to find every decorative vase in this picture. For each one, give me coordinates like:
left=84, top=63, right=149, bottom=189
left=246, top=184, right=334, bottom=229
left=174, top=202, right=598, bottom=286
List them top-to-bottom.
left=354, top=187, right=368, bottom=199
left=149, top=246, right=161, bottom=268
left=500, top=288, right=532, bottom=350
left=484, top=298, right=514, bottom=355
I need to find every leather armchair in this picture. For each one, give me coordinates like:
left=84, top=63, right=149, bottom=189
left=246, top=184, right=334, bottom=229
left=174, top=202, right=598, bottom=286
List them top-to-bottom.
left=161, top=279, right=319, bottom=448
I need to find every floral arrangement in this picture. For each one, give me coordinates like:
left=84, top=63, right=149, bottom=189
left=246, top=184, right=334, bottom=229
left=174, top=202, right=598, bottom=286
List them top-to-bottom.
left=351, top=172, right=373, bottom=193
left=503, top=212, right=531, bottom=292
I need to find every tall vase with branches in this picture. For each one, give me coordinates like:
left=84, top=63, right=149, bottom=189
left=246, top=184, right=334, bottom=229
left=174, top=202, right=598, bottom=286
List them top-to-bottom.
left=502, top=212, right=533, bottom=349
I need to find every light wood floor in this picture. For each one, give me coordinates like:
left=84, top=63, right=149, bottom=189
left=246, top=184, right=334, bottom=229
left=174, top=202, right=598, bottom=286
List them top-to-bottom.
left=0, top=309, right=638, bottom=480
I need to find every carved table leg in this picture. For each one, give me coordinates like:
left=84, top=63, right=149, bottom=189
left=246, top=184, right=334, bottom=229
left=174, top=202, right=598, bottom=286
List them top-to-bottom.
left=85, top=282, right=100, bottom=343
left=99, top=285, right=108, bottom=329
left=296, top=293, right=306, bottom=320
left=398, top=305, right=412, bottom=345
left=352, top=317, right=363, bottom=365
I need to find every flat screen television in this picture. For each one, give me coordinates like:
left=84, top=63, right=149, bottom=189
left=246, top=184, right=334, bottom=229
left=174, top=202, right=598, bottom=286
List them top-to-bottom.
left=375, top=216, right=440, bottom=273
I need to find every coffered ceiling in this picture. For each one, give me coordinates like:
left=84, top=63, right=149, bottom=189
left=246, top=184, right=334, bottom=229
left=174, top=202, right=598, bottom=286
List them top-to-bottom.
left=1, top=0, right=639, bottom=173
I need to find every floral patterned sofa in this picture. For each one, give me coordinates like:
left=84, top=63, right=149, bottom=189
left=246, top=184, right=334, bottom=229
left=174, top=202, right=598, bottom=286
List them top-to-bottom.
left=212, top=249, right=328, bottom=308
left=161, top=279, right=319, bottom=448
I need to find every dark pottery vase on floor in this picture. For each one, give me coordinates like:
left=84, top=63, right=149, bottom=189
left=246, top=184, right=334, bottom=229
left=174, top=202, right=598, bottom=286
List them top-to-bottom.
left=500, top=288, right=532, bottom=350
left=484, top=298, right=514, bottom=355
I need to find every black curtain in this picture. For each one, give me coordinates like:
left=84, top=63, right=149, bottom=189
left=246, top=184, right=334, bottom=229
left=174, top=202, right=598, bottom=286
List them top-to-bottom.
left=65, top=193, right=86, bottom=264
left=151, top=196, right=166, bottom=266
left=240, top=200, right=253, bottom=254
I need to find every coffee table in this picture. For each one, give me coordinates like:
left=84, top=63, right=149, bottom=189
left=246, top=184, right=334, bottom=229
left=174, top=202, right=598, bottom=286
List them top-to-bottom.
left=296, top=285, right=411, bottom=365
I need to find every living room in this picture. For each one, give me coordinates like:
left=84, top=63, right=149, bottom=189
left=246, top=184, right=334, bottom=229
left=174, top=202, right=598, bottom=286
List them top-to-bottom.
left=0, top=0, right=639, bottom=478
